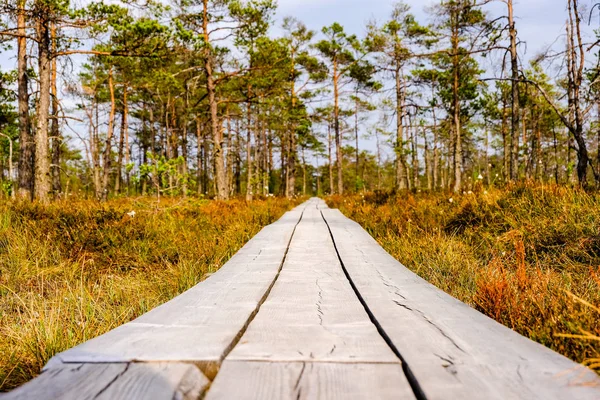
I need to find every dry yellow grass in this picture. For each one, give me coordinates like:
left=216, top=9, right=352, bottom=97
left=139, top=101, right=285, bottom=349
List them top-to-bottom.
left=0, top=196, right=299, bottom=391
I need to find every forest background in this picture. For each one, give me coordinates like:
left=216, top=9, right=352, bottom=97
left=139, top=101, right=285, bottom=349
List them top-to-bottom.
left=3, top=0, right=600, bottom=199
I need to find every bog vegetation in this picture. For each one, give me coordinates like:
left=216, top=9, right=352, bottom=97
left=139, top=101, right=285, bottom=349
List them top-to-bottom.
left=328, top=184, right=600, bottom=372
left=0, top=197, right=298, bottom=391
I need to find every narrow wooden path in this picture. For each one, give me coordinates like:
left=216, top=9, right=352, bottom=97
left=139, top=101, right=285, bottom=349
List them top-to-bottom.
left=3, top=199, right=600, bottom=399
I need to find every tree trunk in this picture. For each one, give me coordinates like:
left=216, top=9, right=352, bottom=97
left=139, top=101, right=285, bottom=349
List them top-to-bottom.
left=17, top=0, right=33, bottom=200
left=203, top=0, right=227, bottom=200
left=508, top=0, right=520, bottom=181
left=566, top=0, right=595, bottom=186
left=34, top=7, right=52, bottom=203
left=451, top=21, right=462, bottom=193
left=50, top=22, right=61, bottom=197
left=333, top=58, right=343, bottom=195
left=395, top=67, right=409, bottom=190
left=101, top=68, right=116, bottom=201
left=287, top=70, right=297, bottom=198
left=180, top=85, right=189, bottom=196
left=115, top=87, right=128, bottom=195
left=354, top=88, right=360, bottom=192
left=501, top=91, right=510, bottom=180
left=432, top=93, right=440, bottom=190
left=91, top=94, right=102, bottom=199
left=597, top=100, right=600, bottom=184
left=246, top=101, right=253, bottom=201
left=521, top=106, right=529, bottom=179
left=526, top=106, right=538, bottom=180
left=225, top=107, right=233, bottom=197
left=196, top=117, right=203, bottom=195
left=235, top=118, right=242, bottom=194
left=328, top=121, right=333, bottom=194
left=203, top=122, right=210, bottom=194
left=411, top=123, right=419, bottom=191
left=553, top=125, right=559, bottom=184
left=425, top=127, right=432, bottom=191
left=282, top=129, right=288, bottom=196
left=375, top=129, right=382, bottom=190
left=485, top=129, right=491, bottom=186
left=302, top=146, right=306, bottom=195
left=316, top=156, right=321, bottom=195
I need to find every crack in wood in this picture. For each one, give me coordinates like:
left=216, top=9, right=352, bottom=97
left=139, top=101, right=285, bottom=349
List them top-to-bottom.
left=198, top=204, right=309, bottom=397
left=320, top=210, right=429, bottom=400
left=378, top=269, right=407, bottom=300
left=315, top=279, right=324, bottom=326
left=392, top=298, right=466, bottom=355
left=293, top=362, right=306, bottom=390
left=92, top=363, right=130, bottom=399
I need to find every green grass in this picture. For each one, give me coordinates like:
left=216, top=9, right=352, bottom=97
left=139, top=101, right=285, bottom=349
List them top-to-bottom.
left=327, top=184, right=600, bottom=371
left=0, top=196, right=299, bottom=391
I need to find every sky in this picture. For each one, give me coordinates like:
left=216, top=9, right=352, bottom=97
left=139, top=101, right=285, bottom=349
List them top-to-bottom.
left=272, top=0, right=600, bottom=157
left=274, top=0, right=591, bottom=58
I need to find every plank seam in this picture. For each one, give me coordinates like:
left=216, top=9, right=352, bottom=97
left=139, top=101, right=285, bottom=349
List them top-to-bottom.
left=202, top=204, right=308, bottom=384
left=320, top=209, right=428, bottom=400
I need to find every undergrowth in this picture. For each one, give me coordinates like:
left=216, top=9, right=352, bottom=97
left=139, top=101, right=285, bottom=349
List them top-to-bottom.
left=327, top=184, right=600, bottom=370
left=0, top=196, right=298, bottom=391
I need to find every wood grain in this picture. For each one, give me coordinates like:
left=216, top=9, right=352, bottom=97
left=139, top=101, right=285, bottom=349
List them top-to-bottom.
left=227, top=203, right=398, bottom=364
left=321, top=205, right=600, bottom=400
left=205, top=360, right=415, bottom=400
left=1, top=363, right=209, bottom=400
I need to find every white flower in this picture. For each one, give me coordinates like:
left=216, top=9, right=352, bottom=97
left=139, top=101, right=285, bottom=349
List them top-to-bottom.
left=477, top=174, right=483, bottom=180
left=449, top=198, right=454, bottom=203
left=127, top=211, right=136, bottom=218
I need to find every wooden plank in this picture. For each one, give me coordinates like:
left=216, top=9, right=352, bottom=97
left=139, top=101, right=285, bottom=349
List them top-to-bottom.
left=44, top=201, right=309, bottom=378
left=207, top=202, right=416, bottom=398
left=226, top=203, right=398, bottom=364
left=321, top=205, right=600, bottom=400
left=205, top=360, right=415, bottom=400
left=1, top=363, right=209, bottom=400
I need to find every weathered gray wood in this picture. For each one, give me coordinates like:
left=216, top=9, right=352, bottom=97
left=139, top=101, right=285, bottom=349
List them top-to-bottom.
left=45, top=201, right=309, bottom=378
left=208, top=203, right=415, bottom=399
left=227, top=203, right=398, bottom=363
left=321, top=204, right=600, bottom=400
left=206, top=361, right=415, bottom=400
left=1, top=363, right=208, bottom=400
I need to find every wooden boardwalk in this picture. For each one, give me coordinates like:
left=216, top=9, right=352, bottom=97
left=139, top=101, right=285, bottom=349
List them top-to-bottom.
left=3, top=198, right=600, bottom=399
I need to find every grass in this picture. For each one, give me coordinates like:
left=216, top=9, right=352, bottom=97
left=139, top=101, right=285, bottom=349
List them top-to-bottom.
left=327, top=184, right=600, bottom=370
left=0, top=196, right=299, bottom=391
